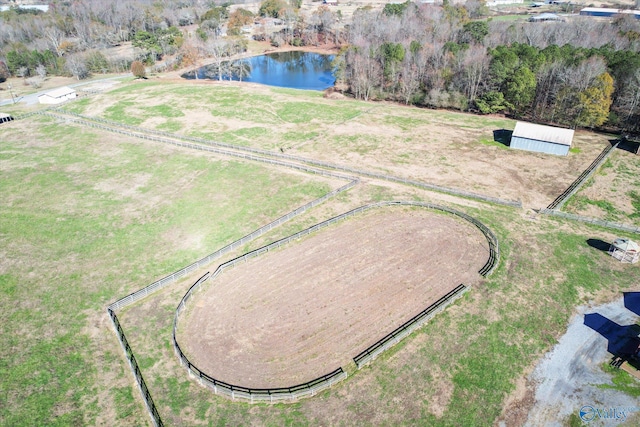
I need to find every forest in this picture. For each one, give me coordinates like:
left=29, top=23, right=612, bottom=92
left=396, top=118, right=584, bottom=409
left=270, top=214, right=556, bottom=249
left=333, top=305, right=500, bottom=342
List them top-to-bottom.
left=1, top=0, right=639, bottom=133
left=340, top=2, right=640, bottom=132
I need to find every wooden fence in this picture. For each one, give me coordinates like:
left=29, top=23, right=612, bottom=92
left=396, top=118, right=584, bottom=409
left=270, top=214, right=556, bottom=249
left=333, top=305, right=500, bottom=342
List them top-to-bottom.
left=46, top=110, right=522, bottom=208
left=172, top=201, right=499, bottom=400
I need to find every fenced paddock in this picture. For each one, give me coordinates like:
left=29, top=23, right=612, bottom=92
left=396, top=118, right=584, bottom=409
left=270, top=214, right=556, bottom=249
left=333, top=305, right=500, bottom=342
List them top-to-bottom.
left=46, top=110, right=522, bottom=208
left=546, top=141, right=619, bottom=210
left=173, top=202, right=498, bottom=401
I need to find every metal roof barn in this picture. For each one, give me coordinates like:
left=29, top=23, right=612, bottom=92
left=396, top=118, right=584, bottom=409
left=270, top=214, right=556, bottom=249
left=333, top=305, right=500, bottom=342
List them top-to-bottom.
left=579, top=7, right=640, bottom=19
left=529, top=13, right=565, bottom=22
left=38, top=86, right=77, bottom=105
left=510, top=122, right=574, bottom=156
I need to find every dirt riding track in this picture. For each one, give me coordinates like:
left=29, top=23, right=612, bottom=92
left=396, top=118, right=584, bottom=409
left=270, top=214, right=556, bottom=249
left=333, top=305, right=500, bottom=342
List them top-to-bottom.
left=177, top=207, right=489, bottom=389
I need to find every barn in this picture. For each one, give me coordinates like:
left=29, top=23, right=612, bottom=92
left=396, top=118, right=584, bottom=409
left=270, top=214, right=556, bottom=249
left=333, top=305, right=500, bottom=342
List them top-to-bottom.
left=579, top=7, right=640, bottom=19
left=529, top=13, right=565, bottom=22
left=38, top=87, right=77, bottom=105
left=510, top=121, right=574, bottom=156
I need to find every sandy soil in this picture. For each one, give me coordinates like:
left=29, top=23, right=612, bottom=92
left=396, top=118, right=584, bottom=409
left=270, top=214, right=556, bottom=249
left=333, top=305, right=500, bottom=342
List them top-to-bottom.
left=177, top=207, right=489, bottom=389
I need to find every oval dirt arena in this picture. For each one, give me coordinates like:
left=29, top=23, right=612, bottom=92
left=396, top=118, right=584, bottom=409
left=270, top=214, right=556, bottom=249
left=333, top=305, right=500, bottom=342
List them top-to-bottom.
left=177, top=206, right=489, bottom=389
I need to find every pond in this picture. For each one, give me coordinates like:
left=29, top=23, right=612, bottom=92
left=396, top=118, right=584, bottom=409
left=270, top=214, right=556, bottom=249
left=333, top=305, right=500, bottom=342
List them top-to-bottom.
left=184, top=51, right=336, bottom=91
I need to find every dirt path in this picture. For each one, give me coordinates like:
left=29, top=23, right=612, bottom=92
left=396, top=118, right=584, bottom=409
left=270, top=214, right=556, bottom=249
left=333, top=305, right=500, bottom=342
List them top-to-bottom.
left=177, top=208, right=488, bottom=389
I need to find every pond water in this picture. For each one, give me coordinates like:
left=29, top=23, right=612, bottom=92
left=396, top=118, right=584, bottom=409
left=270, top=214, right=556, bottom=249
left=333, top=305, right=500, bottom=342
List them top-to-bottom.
left=184, top=51, right=336, bottom=91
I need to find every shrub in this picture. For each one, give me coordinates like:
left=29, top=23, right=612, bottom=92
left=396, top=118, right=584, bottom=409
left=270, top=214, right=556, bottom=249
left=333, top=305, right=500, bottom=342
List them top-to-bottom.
left=0, top=61, right=9, bottom=83
left=131, top=61, right=146, bottom=79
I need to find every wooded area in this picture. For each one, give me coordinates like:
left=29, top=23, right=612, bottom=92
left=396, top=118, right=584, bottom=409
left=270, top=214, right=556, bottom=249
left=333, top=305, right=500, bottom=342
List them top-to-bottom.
left=1, top=0, right=639, bottom=132
left=340, top=2, right=640, bottom=132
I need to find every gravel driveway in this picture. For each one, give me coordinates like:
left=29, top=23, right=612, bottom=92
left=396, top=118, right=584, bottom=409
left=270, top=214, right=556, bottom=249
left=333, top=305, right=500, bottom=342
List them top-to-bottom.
left=523, top=296, right=640, bottom=426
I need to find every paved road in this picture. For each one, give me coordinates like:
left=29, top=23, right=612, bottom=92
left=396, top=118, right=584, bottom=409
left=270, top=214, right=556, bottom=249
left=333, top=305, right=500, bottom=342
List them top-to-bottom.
left=0, top=74, right=131, bottom=107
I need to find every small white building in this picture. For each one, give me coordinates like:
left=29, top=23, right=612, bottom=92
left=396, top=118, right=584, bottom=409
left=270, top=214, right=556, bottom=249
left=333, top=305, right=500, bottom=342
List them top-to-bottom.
left=0, top=4, right=50, bottom=12
left=529, top=13, right=565, bottom=22
left=38, top=87, right=77, bottom=105
left=510, top=121, right=574, bottom=156
left=609, top=238, right=639, bottom=263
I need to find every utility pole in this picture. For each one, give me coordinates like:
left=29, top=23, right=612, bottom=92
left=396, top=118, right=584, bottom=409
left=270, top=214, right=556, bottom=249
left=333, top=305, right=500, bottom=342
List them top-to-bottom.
left=7, top=83, right=16, bottom=104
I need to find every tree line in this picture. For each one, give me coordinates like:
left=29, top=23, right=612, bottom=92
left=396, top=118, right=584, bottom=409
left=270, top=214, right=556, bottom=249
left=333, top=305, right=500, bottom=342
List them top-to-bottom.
left=1, top=0, right=639, bottom=133
left=338, top=2, right=640, bottom=133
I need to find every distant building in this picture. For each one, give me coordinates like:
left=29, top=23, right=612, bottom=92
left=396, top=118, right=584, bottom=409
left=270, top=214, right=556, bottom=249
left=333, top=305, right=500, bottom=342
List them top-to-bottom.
left=487, top=0, right=524, bottom=5
left=0, top=4, right=49, bottom=12
left=579, top=7, right=640, bottom=19
left=529, top=13, right=565, bottom=22
left=38, top=87, right=77, bottom=105
left=510, top=121, right=574, bottom=156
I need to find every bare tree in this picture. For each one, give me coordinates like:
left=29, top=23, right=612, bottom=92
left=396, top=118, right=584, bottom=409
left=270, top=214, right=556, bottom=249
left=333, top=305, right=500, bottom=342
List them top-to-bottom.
left=318, top=6, right=336, bottom=44
left=43, top=24, right=66, bottom=57
left=179, top=37, right=206, bottom=79
left=205, top=38, right=231, bottom=81
left=459, top=44, right=488, bottom=106
left=345, top=45, right=381, bottom=101
left=65, top=54, right=89, bottom=80
left=398, top=59, right=421, bottom=105
left=531, top=60, right=564, bottom=121
left=35, top=64, right=47, bottom=79
left=17, top=67, right=29, bottom=79
left=617, top=68, right=640, bottom=123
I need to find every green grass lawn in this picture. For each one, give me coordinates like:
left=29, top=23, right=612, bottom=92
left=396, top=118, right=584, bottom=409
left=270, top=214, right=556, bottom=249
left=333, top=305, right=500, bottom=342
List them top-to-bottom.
left=2, top=81, right=638, bottom=426
left=0, top=116, right=334, bottom=426
left=564, top=151, right=640, bottom=223
left=119, top=197, right=640, bottom=426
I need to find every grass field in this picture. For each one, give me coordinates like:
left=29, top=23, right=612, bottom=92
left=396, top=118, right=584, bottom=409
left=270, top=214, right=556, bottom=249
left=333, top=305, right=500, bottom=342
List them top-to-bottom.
left=58, top=78, right=614, bottom=209
left=1, top=80, right=639, bottom=426
left=0, top=115, right=337, bottom=425
left=564, top=150, right=640, bottom=223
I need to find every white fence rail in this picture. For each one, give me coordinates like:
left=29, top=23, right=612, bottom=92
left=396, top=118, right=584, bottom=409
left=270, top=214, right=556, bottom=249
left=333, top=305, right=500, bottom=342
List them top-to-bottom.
left=47, top=110, right=522, bottom=207
left=540, top=209, right=640, bottom=234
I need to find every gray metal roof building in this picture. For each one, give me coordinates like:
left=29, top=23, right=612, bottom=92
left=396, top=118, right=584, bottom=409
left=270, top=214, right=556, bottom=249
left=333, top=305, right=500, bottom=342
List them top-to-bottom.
left=579, top=7, right=640, bottom=19
left=529, top=13, right=565, bottom=22
left=510, top=122, right=574, bottom=156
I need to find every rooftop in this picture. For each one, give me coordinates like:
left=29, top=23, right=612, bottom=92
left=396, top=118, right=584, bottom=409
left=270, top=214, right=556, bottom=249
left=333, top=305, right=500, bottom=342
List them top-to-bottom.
left=39, top=86, right=76, bottom=99
left=513, top=121, right=575, bottom=146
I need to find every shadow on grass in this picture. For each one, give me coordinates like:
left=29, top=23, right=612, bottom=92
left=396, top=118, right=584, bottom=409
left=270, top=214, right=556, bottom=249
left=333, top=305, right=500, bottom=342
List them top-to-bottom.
left=493, top=129, right=513, bottom=147
left=618, top=138, right=639, bottom=155
left=587, top=238, right=610, bottom=252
